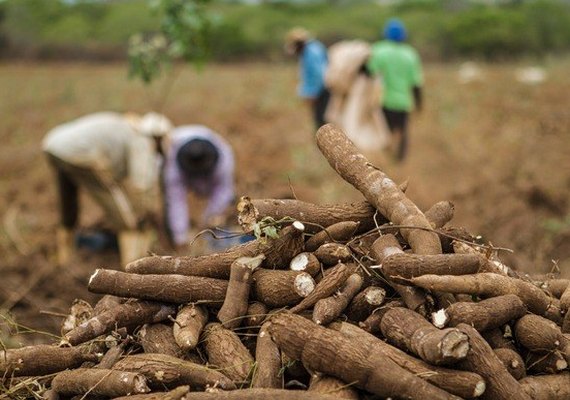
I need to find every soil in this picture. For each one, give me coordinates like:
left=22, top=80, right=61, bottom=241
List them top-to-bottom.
left=0, top=60, right=569, bottom=346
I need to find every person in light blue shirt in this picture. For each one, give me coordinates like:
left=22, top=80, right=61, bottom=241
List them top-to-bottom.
left=285, top=27, right=330, bottom=129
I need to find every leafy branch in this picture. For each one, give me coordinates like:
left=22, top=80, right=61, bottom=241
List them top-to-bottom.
left=128, top=0, right=216, bottom=85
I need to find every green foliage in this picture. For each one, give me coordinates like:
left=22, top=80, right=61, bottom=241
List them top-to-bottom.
left=1, top=0, right=570, bottom=61
left=128, top=0, right=216, bottom=83
left=155, top=0, right=215, bottom=63
left=95, top=2, right=159, bottom=45
left=445, top=7, right=527, bottom=59
left=127, top=33, right=171, bottom=84
left=543, top=214, right=570, bottom=235
left=252, top=217, right=281, bottom=242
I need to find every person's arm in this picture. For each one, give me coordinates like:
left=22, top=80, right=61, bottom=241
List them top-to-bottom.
left=366, top=48, right=381, bottom=78
left=410, top=48, right=424, bottom=112
left=413, top=86, right=423, bottom=113
left=127, top=135, right=160, bottom=220
left=201, top=148, right=235, bottom=228
left=163, top=154, right=190, bottom=248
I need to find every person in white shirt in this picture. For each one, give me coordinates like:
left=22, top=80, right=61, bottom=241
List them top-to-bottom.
left=42, top=111, right=172, bottom=266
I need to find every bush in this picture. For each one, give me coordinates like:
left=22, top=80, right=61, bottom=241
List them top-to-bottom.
left=446, top=7, right=528, bottom=59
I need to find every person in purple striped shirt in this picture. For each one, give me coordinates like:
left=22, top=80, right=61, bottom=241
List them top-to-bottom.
left=162, top=125, right=235, bottom=249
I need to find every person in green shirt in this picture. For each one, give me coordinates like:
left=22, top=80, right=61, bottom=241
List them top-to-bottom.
left=367, top=18, right=423, bottom=161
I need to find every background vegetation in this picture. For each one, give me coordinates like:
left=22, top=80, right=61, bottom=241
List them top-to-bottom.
left=1, top=0, right=569, bottom=61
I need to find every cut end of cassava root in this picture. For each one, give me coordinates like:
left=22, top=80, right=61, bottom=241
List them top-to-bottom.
left=292, top=221, right=305, bottom=232
left=290, top=253, right=310, bottom=271
left=295, top=273, right=316, bottom=297
left=365, top=287, right=387, bottom=305
left=432, top=309, right=448, bottom=329
left=441, top=330, right=470, bottom=360
left=133, top=374, right=151, bottom=394
left=474, top=381, right=486, bottom=397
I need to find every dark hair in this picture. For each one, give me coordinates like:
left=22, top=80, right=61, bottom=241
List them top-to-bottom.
left=176, top=138, right=219, bottom=178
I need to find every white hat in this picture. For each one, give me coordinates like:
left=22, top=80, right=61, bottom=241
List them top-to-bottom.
left=138, top=112, right=173, bottom=137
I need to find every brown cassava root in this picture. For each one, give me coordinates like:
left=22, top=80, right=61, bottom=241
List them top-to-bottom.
left=316, top=123, right=442, bottom=255
left=237, top=197, right=382, bottom=234
left=305, top=221, right=360, bottom=252
left=125, top=222, right=303, bottom=278
left=371, top=234, right=432, bottom=315
left=381, top=252, right=481, bottom=283
left=217, top=255, right=264, bottom=329
left=290, top=262, right=350, bottom=314
left=253, top=268, right=315, bottom=308
left=88, top=269, right=228, bottom=304
left=313, top=273, right=363, bottom=325
left=411, top=273, right=555, bottom=316
left=345, top=285, right=387, bottom=322
left=439, top=294, right=527, bottom=331
left=64, top=299, right=175, bottom=345
left=173, top=304, right=208, bottom=351
left=380, top=307, right=470, bottom=365
left=268, top=312, right=462, bottom=399
left=330, top=320, right=486, bottom=398
left=251, top=322, right=283, bottom=389
left=138, top=323, right=186, bottom=359
left=202, top=323, right=254, bottom=382
left=456, top=323, right=531, bottom=400
left=0, top=345, right=97, bottom=376
left=494, top=348, right=526, bottom=380
left=113, top=353, right=236, bottom=390
left=51, top=368, right=149, bottom=397
left=520, top=372, right=570, bottom=399
left=308, top=374, right=359, bottom=399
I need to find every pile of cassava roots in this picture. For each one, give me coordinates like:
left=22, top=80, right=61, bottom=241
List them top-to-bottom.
left=3, top=124, right=570, bottom=400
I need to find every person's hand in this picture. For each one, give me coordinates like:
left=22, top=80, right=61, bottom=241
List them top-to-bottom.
left=304, top=98, right=317, bottom=108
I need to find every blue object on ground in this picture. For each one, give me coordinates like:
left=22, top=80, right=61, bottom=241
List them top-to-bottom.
left=206, top=228, right=255, bottom=252
left=76, top=230, right=118, bottom=252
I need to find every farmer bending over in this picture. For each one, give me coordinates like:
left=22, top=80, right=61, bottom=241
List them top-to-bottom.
left=43, top=111, right=172, bottom=266
left=162, top=125, right=235, bottom=251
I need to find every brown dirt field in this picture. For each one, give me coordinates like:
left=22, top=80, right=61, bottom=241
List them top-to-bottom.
left=0, top=60, right=569, bottom=346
